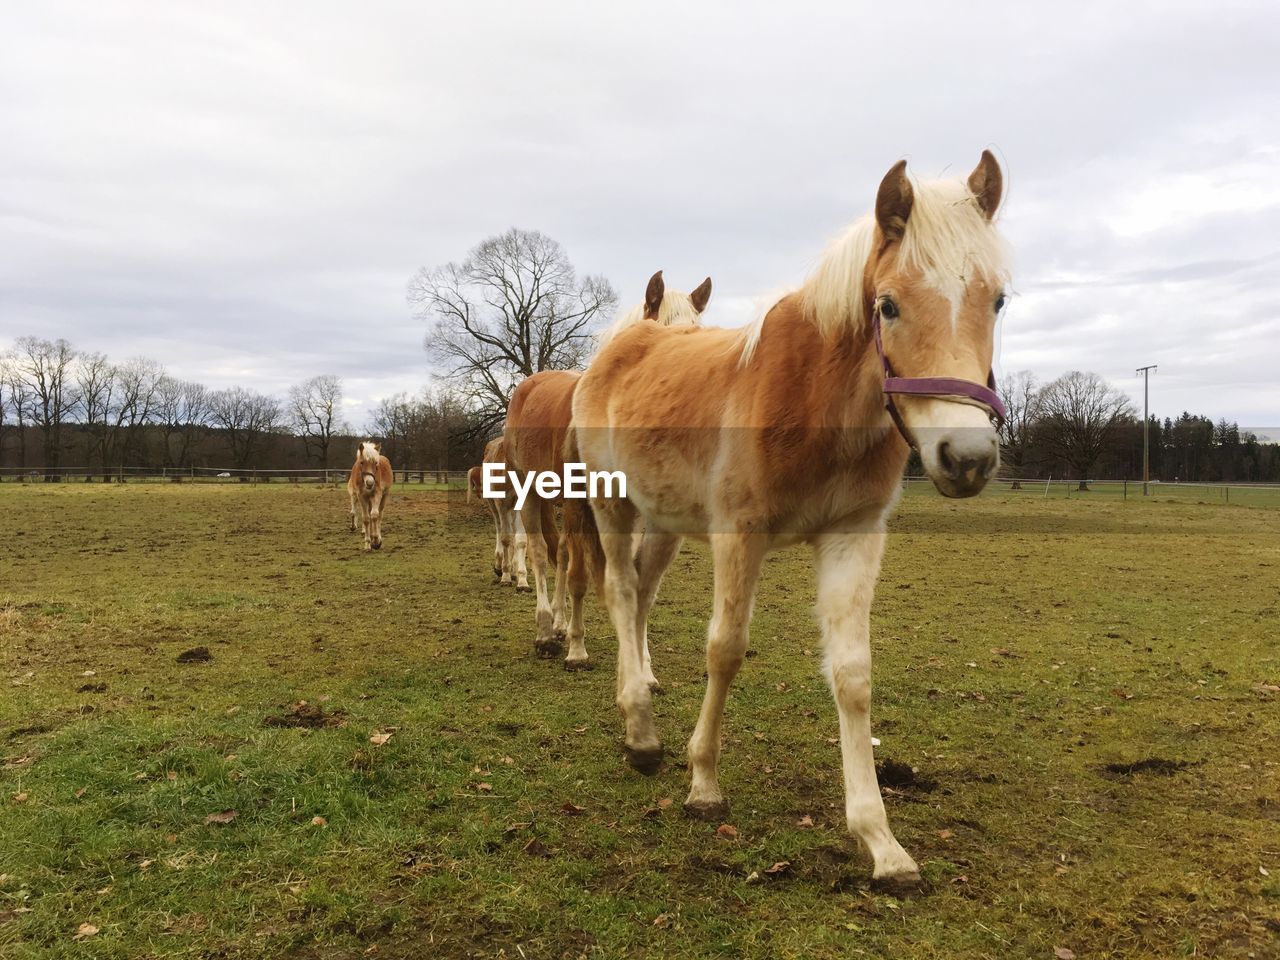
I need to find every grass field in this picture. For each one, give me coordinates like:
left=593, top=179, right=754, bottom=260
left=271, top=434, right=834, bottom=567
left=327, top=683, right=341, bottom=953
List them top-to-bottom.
left=2, top=483, right=1279, bottom=959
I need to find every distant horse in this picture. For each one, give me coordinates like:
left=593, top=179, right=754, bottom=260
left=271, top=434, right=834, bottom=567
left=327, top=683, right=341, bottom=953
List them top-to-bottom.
left=571, top=153, right=1011, bottom=891
left=503, top=271, right=711, bottom=669
left=468, top=437, right=529, bottom=589
left=348, top=441, right=394, bottom=550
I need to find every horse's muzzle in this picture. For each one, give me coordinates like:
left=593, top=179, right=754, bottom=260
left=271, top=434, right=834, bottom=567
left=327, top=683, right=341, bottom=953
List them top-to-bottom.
left=920, top=429, right=999, bottom=498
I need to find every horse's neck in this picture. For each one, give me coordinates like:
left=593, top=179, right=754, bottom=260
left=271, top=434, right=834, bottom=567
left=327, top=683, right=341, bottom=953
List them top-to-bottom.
left=756, top=296, right=889, bottom=434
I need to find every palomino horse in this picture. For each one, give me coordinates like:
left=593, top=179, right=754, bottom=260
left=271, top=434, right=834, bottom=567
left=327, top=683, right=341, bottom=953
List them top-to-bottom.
left=571, top=153, right=1010, bottom=890
left=503, top=271, right=711, bottom=669
left=467, top=437, right=529, bottom=589
left=348, top=441, right=394, bottom=550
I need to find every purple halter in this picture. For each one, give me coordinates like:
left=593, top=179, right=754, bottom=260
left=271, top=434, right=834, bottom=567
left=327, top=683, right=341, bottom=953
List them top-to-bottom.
left=872, top=308, right=1007, bottom=449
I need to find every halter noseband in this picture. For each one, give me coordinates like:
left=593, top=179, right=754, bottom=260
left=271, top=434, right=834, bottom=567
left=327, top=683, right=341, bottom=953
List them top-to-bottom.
left=872, top=307, right=1007, bottom=450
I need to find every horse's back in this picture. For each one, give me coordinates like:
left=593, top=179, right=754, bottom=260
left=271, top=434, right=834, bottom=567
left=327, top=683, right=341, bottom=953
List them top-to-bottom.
left=506, top=370, right=580, bottom=476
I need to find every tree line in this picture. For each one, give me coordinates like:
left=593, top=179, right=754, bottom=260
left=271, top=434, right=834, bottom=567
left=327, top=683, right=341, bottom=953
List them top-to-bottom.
left=0, top=337, right=489, bottom=479
left=996, top=370, right=1279, bottom=488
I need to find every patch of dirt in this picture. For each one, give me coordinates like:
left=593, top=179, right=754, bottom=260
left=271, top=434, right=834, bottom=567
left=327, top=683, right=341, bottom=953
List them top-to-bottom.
left=176, top=646, right=212, bottom=663
left=262, top=701, right=347, bottom=728
left=1101, top=757, right=1195, bottom=778
left=877, top=758, right=938, bottom=792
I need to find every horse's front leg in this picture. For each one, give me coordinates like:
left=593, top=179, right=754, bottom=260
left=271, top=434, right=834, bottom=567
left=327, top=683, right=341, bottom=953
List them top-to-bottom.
left=348, top=489, right=358, bottom=531
left=370, top=489, right=387, bottom=549
left=358, top=495, right=372, bottom=551
left=814, top=527, right=919, bottom=890
left=634, top=529, right=682, bottom=690
left=684, top=532, right=765, bottom=820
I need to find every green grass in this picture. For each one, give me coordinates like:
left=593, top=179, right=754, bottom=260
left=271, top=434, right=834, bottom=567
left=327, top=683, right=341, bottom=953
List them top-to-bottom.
left=2, top=483, right=1278, bottom=959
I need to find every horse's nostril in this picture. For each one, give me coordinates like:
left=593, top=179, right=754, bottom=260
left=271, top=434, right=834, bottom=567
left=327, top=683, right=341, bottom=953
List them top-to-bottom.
left=938, top=441, right=960, bottom=479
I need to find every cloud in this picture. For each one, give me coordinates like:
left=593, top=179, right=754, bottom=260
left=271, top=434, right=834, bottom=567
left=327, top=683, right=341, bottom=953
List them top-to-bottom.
left=2, top=1, right=1277, bottom=425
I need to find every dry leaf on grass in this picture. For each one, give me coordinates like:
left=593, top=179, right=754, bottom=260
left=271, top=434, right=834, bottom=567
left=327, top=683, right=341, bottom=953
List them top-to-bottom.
left=369, top=732, right=392, bottom=746
left=11, top=792, right=28, bottom=804
left=559, top=801, right=585, bottom=816
left=203, top=809, right=237, bottom=826
left=797, top=815, right=814, bottom=828
left=310, top=816, right=327, bottom=827
left=715, top=823, right=738, bottom=839
left=937, top=828, right=954, bottom=840
left=763, top=860, right=792, bottom=877
left=74, top=923, right=99, bottom=939
left=1053, top=948, right=1077, bottom=960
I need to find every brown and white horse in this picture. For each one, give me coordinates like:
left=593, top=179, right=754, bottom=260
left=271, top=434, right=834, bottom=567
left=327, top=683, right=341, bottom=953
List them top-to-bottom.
left=571, top=153, right=1011, bottom=890
left=503, top=271, right=711, bottom=669
left=468, top=437, right=529, bottom=589
left=347, top=441, right=394, bottom=551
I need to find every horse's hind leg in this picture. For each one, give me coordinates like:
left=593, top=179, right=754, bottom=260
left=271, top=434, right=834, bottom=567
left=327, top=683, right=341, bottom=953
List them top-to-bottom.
left=349, top=490, right=358, bottom=531
left=520, top=493, right=560, bottom=657
left=593, top=497, right=661, bottom=772
left=488, top=500, right=507, bottom=581
left=561, top=500, right=590, bottom=670
left=511, top=509, right=528, bottom=591
left=814, top=526, right=919, bottom=890
left=634, top=529, right=682, bottom=690
left=684, top=533, right=765, bottom=820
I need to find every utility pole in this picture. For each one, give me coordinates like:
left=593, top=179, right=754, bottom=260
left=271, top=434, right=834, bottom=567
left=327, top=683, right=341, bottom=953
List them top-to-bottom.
left=1136, top=364, right=1157, bottom=496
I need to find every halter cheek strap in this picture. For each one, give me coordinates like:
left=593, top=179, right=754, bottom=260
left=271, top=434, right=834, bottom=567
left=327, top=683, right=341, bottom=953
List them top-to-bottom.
left=872, top=310, right=1007, bottom=450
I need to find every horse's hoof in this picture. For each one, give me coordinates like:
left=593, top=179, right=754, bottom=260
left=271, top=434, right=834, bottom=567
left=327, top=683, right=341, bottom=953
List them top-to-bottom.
left=372, top=542, right=382, bottom=550
left=493, top=567, right=503, bottom=578
left=515, top=584, right=532, bottom=593
left=534, top=637, right=564, bottom=659
left=562, top=658, right=593, bottom=672
left=648, top=681, right=664, bottom=695
left=623, top=743, right=664, bottom=775
left=682, top=797, right=729, bottom=822
left=870, top=870, right=924, bottom=898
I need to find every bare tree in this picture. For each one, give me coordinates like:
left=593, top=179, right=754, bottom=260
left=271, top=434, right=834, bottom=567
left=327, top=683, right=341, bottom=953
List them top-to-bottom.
left=408, top=228, right=618, bottom=432
left=9, top=336, right=78, bottom=479
left=76, top=351, right=116, bottom=478
left=0, top=353, right=32, bottom=469
left=102, top=358, right=164, bottom=478
left=997, top=371, right=1042, bottom=488
left=1038, top=371, right=1134, bottom=490
left=288, top=374, right=347, bottom=468
left=156, top=377, right=212, bottom=470
left=209, top=387, right=282, bottom=471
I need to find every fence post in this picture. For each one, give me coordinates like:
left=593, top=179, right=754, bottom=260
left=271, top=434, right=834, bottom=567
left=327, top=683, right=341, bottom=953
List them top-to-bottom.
left=1123, top=479, right=1127, bottom=501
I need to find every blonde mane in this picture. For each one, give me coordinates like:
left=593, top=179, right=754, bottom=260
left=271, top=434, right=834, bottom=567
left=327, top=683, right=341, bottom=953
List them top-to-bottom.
left=739, top=172, right=1011, bottom=364
left=596, top=290, right=704, bottom=351
left=359, top=441, right=380, bottom=462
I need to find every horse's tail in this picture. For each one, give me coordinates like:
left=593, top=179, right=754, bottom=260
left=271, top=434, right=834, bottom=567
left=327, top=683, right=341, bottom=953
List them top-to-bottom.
left=561, top=428, right=605, bottom=595
left=466, top=465, right=482, bottom=504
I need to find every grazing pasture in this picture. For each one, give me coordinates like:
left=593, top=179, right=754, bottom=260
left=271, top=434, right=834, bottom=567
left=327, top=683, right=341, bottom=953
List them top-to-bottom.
left=2, top=483, right=1278, bottom=959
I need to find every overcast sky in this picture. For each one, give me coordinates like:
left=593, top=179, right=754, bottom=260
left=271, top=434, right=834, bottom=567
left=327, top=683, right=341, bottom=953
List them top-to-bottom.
left=3, top=1, right=1277, bottom=429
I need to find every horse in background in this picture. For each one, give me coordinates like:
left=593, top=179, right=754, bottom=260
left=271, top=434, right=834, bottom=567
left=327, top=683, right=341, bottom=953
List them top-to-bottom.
left=571, top=153, right=1011, bottom=891
left=503, top=271, right=711, bottom=669
left=468, top=437, right=529, bottom=589
left=348, top=441, right=394, bottom=551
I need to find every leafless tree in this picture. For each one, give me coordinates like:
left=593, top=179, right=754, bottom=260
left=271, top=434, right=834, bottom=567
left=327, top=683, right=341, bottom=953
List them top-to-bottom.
left=408, top=228, right=618, bottom=433
left=9, top=336, right=78, bottom=479
left=76, top=351, right=116, bottom=477
left=0, top=353, right=32, bottom=469
left=101, top=358, right=165, bottom=477
left=997, top=371, right=1042, bottom=488
left=1038, top=371, right=1134, bottom=490
left=288, top=374, right=347, bottom=468
left=156, top=377, right=212, bottom=469
left=209, top=386, right=282, bottom=471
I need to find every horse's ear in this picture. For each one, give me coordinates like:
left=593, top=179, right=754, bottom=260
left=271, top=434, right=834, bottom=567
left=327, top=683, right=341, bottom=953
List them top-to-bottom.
left=967, top=149, right=1003, bottom=220
left=875, top=159, right=913, bottom=242
left=643, top=270, right=664, bottom=320
left=689, top=277, right=712, bottom=314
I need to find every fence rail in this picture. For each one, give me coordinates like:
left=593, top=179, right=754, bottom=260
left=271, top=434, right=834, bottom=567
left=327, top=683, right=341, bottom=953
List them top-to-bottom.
left=0, top=466, right=470, bottom=485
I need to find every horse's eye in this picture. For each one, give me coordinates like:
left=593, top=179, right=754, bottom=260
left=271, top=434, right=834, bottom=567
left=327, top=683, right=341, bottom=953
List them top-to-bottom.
left=994, top=293, right=1007, bottom=313
left=879, top=298, right=899, bottom=320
